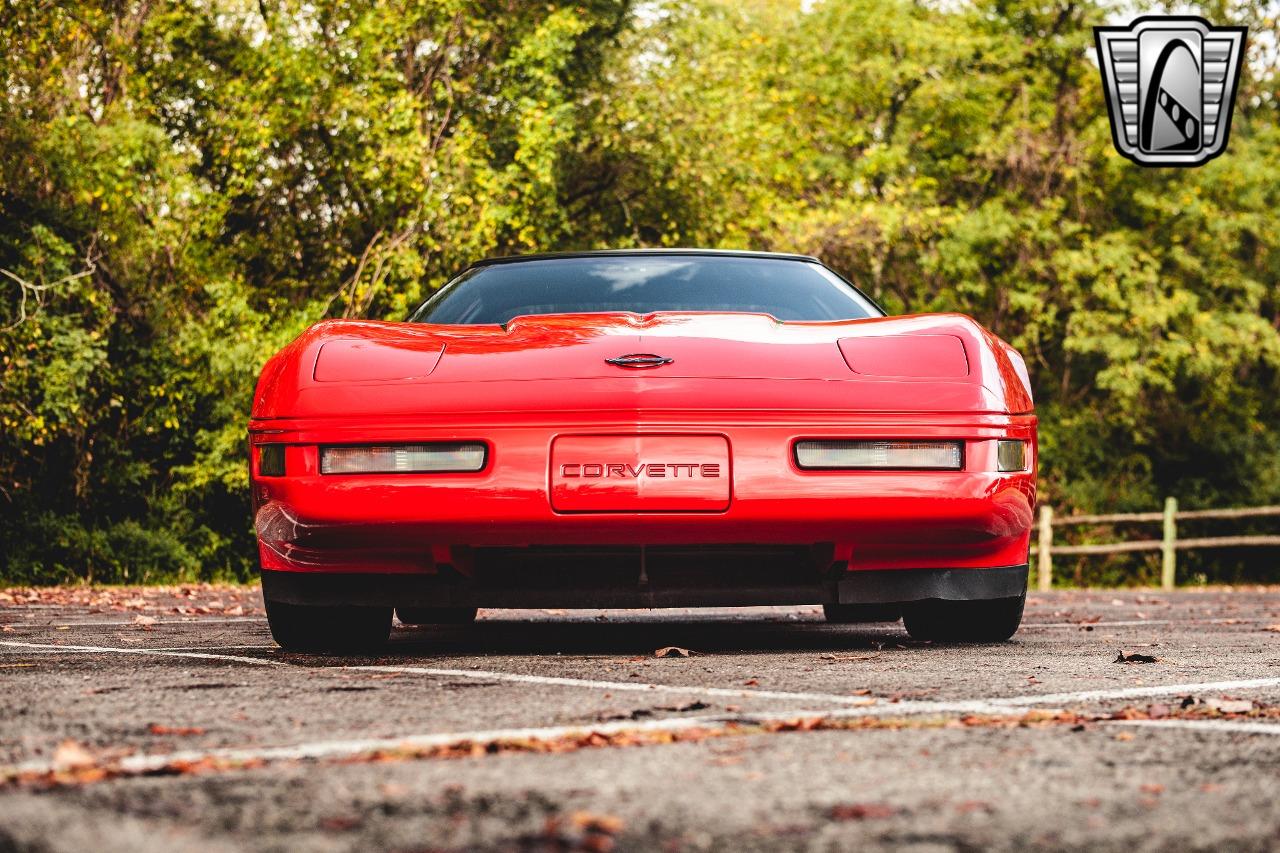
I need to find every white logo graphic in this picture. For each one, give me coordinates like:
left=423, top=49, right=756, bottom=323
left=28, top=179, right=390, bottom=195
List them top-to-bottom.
left=1095, top=16, right=1246, bottom=166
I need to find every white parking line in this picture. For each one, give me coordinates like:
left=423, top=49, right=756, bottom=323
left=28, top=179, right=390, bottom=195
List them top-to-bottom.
left=10, top=617, right=268, bottom=627
left=1023, top=618, right=1269, bottom=629
left=5, top=639, right=1280, bottom=716
left=0, top=640, right=903, bottom=707
left=0, top=641, right=284, bottom=668
left=346, top=662, right=892, bottom=705
left=997, top=678, right=1280, bottom=707
left=0, top=699, right=1023, bottom=781
left=10, top=701, right=1280, bottom=783
left=0, top=711, right=794, bottom=778
left=1109, top=719, right=1280, bottom=736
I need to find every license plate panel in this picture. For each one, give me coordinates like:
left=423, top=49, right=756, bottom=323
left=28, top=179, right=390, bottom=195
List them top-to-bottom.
left=550, top=435, right=731, bottom=512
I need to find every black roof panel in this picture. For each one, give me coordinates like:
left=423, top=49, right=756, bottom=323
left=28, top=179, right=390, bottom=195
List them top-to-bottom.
left=469, top=248, right=821, bottom=268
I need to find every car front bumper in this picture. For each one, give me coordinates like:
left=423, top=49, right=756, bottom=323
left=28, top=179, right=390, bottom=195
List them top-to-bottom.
left=249, top=411, right=1036, bottom=597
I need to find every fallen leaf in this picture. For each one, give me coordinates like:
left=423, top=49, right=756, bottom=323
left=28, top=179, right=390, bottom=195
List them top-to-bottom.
left=131, top=615, right=157, bottom=627
left=1263, top=625, right=1280, bottom=633
left=653, top=646, right=691, bottom=658
left=1115, top=651, right=1158, bottom=664
left=743, top=678, right=760, bottom=686
left=658, top=701, right=710, bottom=713
left=148, top=723, right=206, bottom=736
left=52, top=740, right=97, bottom=770
left=1140, top=783, right=1165, bottom=795
left=829, top=802, right=898, bottom=821
left=570, top=812, right=625, bottom=836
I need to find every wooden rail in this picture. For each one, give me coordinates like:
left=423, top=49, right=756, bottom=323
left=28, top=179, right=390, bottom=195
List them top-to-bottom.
left=1032, top=500, right=1280, bottom=591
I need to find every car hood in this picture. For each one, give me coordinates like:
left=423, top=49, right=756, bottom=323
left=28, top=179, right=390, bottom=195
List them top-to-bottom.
left=252, top=312, right=1033, bottom=419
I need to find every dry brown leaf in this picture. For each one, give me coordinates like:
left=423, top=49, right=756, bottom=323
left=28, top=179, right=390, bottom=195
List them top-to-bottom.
left=653, top=646, right=691, bottom=658
left=1115, top=650, right=1158, bottom=664
left=148, top=723, right=206, bottom=736
left=52, top=740, right=97, bottom=770
left=830, top=802, right=898, bottom=821
left=570, top=811, right=625, bottom=835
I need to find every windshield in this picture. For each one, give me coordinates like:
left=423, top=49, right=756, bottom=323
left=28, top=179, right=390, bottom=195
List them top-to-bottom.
left=409, top=255, right=882, bottom=324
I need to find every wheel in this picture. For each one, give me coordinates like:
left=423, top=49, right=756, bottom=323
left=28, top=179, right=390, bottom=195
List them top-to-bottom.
left=902, top=592, right=1026, bottom=642
left=265, top=599, right=392, bottom=653
left=822, top=603, right=901, bottom=624
left=396, top=606, right=478, bottom=626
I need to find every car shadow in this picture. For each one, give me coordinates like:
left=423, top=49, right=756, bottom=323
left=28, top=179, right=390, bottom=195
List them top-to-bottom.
left=380, top=613, right=913, bottom=657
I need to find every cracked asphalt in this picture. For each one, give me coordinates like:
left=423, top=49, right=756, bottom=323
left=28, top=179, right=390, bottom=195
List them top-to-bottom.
left=2, top=586, right=1280, bottom=851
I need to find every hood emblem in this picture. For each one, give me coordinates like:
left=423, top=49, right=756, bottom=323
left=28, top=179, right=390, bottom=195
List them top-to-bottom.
left=605, top=353, right=674, bottom=369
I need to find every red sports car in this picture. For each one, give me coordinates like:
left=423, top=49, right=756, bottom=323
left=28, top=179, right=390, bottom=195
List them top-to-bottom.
left=250, top=250, right=1036, bottom=651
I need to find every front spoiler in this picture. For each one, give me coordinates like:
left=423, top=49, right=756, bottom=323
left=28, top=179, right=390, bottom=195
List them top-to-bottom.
left=261, top=564, right=1028, bottom=610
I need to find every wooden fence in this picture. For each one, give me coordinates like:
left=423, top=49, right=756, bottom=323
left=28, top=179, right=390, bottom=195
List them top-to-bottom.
left=1031, top=500, right=1280, bottom=591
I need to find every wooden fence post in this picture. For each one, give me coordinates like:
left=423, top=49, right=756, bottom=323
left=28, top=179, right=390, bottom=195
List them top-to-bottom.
left=1161, top=496, right=1178, bottom=590
left=1037, top=505, right=1053, bottom=591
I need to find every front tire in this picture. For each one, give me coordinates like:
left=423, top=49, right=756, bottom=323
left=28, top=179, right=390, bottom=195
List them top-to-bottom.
left=902, top=592, right=1025, bottom=643
left=265, top=599, right=392, bottom=653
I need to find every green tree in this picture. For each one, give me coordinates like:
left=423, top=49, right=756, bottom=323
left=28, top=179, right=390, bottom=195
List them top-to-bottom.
left=1, top=0, right=629, bottom=582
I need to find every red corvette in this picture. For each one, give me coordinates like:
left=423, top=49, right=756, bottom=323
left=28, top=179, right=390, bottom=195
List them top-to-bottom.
left=249, top=250, right=1036, bottom=651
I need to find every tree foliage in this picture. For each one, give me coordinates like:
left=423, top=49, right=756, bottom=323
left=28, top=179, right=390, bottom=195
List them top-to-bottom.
left=2, top=0, right=1278, bottom=583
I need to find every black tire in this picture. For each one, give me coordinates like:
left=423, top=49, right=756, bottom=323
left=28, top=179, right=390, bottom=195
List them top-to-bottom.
left=902, top=592, right=1026, bottom=643
left=265, top=599, right=392, bottom=653
left=822, top=603, right=901, bottom=624
left=396, top=606, right=478, bottom=626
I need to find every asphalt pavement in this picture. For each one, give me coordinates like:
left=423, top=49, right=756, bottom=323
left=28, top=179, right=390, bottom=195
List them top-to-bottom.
left=2, top=585, right=1280, bottom=851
